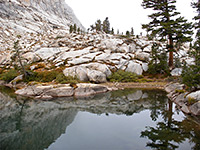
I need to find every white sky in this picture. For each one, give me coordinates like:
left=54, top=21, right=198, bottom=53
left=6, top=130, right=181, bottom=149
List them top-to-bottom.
left=65, top=0, right=196, bottom=35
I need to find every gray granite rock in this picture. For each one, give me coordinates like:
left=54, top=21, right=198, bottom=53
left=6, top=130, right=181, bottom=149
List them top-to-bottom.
left=125, top=61, right=143, bottom=75
left=171, top=68, right=182, bottom=76
left=87, top=70, right=107, bottom=83
left=186, top=90, right=200, bottom=101
left=190, top=102, right=200, bottom=116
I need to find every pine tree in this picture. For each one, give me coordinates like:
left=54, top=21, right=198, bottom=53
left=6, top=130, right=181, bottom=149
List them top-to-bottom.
left=142, top=0, right=193, bottom=68
left=181, top=0, right=200, bottom=90
left=191, top=0, right=200, bottom=66
left=103, top=17, right=110, bottom=34
left=95, top=19, right=102, bottom=32
left=73, top=24, right=77, bottom=33
left=69, top=25, right=73, bottom=33
left=90, top=25, right=95, bottom=31
left=77, top=27, right=80, bottom=34
left=131, top=27, right=134, bottom=36
left=111, top=28, right=114, bottom=34
left=126, top=31, right=130, bottom=37
left=12, top=40, right=33, bottom=79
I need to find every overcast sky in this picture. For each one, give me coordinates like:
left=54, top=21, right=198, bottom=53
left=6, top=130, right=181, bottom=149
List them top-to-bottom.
left=65, top=0, right=196, bottom=35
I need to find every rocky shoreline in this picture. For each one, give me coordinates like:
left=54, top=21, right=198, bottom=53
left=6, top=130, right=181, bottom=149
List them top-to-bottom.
left=1, top=80, right=200, bottom=116
left=14, top=83, right=115, bottom=99
left=165, top=83, right=200, bottom=116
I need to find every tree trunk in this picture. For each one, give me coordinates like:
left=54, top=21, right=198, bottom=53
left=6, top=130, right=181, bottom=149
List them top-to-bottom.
left=168, top=35, right=174, bottom=68
left=16, top=49, right=27, bottom=78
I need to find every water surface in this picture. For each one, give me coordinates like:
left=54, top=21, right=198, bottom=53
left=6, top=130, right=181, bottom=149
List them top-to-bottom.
left=0, top=88, right=200, bottom=150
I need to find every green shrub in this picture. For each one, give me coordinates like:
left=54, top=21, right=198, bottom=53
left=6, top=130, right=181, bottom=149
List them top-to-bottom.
left=181, top=64, right=200, bottom=90
left=0, top=69, right=19, bottom=82
left=23, top=70, right=58, bottom=83
left=23, top=70, right=81, bottom=84
left=108, top=70, right=140, bottom=82
left=23, top=71, right=38, bottom=83
left=55, top=73, right=79, bottom=84
left=175, top=89, right=185, bottom=93
left=187, top=97, right=196, bottom=105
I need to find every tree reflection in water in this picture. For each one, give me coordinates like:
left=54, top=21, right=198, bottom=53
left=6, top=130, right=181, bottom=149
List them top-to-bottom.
left=1, top=88, right=200, bottom=150
left=141, top=100, right=200, bottom=150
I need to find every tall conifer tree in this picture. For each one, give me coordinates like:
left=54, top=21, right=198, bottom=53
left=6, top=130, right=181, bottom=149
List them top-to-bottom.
left=142, top=0, right=193, bottom=67
left=181, top=0, right=200, bottom=89
left=191, top=0, right=200, bottom=66
left=103, top=17, right=110, bottom=34
left=95, top=19, right=102, bottom=32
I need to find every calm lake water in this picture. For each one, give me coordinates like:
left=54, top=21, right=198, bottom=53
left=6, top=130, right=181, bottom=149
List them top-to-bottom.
left=0, top=88, right=200, bottom=150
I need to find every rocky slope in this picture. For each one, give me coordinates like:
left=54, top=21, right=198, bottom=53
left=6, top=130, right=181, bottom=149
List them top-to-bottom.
left=0, top=0, right=84, bottom=50
left=0, top=0, right=194, bottom=83
left=0, top=31, right=193, bottom=83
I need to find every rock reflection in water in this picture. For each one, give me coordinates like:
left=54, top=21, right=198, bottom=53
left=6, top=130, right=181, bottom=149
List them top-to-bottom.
left=0, top=88, right=200, bottom=150
left=0, top=94, right=77, bottom=150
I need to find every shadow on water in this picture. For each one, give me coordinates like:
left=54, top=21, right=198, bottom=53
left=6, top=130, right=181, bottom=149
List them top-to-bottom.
left=0, top=88, right=200, bottom=150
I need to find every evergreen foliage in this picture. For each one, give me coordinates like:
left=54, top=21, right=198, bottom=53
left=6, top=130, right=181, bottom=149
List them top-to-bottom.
left=142, top=0, right=193, bottom=67
left=181, top=0, right=200, bottom=90
left=191, top=0, right=200, bottom=66
left=103, top=17, right=110, bottom=34
left=95, top=19, right=102, bottom=31
left=73, top=24, right=77, bottom=33
left=69, top=25, right=73, bottom=33
left=77, top=27, right=80, bottom=33
left=131, top=27, right=134, bottom=36
left=111, top=28, right=114, bottom=34
left=126, top=31, right=130, bottom=37
left=12, top=40, right=30, bottom=79
left=148, top=43, right=169, bottom=75
left=182, top=64, right=200, bottom=89
left=0, top=69, right=19, bottom=82
left=108, top=70, right=140, bottom=82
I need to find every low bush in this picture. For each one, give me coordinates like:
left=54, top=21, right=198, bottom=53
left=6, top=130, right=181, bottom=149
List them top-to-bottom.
left=181, top=64, right=200, bottom=90
left=0, top=69, right=19, bottom=82
left=23, top=70, right=58, bottom=83
left=24, top=70, right=80, bottom=84
left=108, top=70, right=141, bottom=82
left=55, top=73, right=79, bottom=84
left=175, top=89, right=185, bottom=94
left=187, top=97, right=196, bottom=105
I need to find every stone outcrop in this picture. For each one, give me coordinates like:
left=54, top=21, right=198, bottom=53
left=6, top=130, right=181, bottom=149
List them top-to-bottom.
left=0, top=0, right=84, bottom=34
left=0, top=0, right=193, bottom=82
left=0, top=0, right=196, bottom=86
left=170, top=68, right=183, bottom=76
left=15, top=83, right=110, bottom=99
left=165, top=83, right=200, bottom=116
left=186, top=91, right=200, bottom=101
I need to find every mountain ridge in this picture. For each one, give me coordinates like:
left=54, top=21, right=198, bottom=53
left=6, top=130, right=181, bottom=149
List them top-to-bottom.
left=0, top=0, right=84, bottom=34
